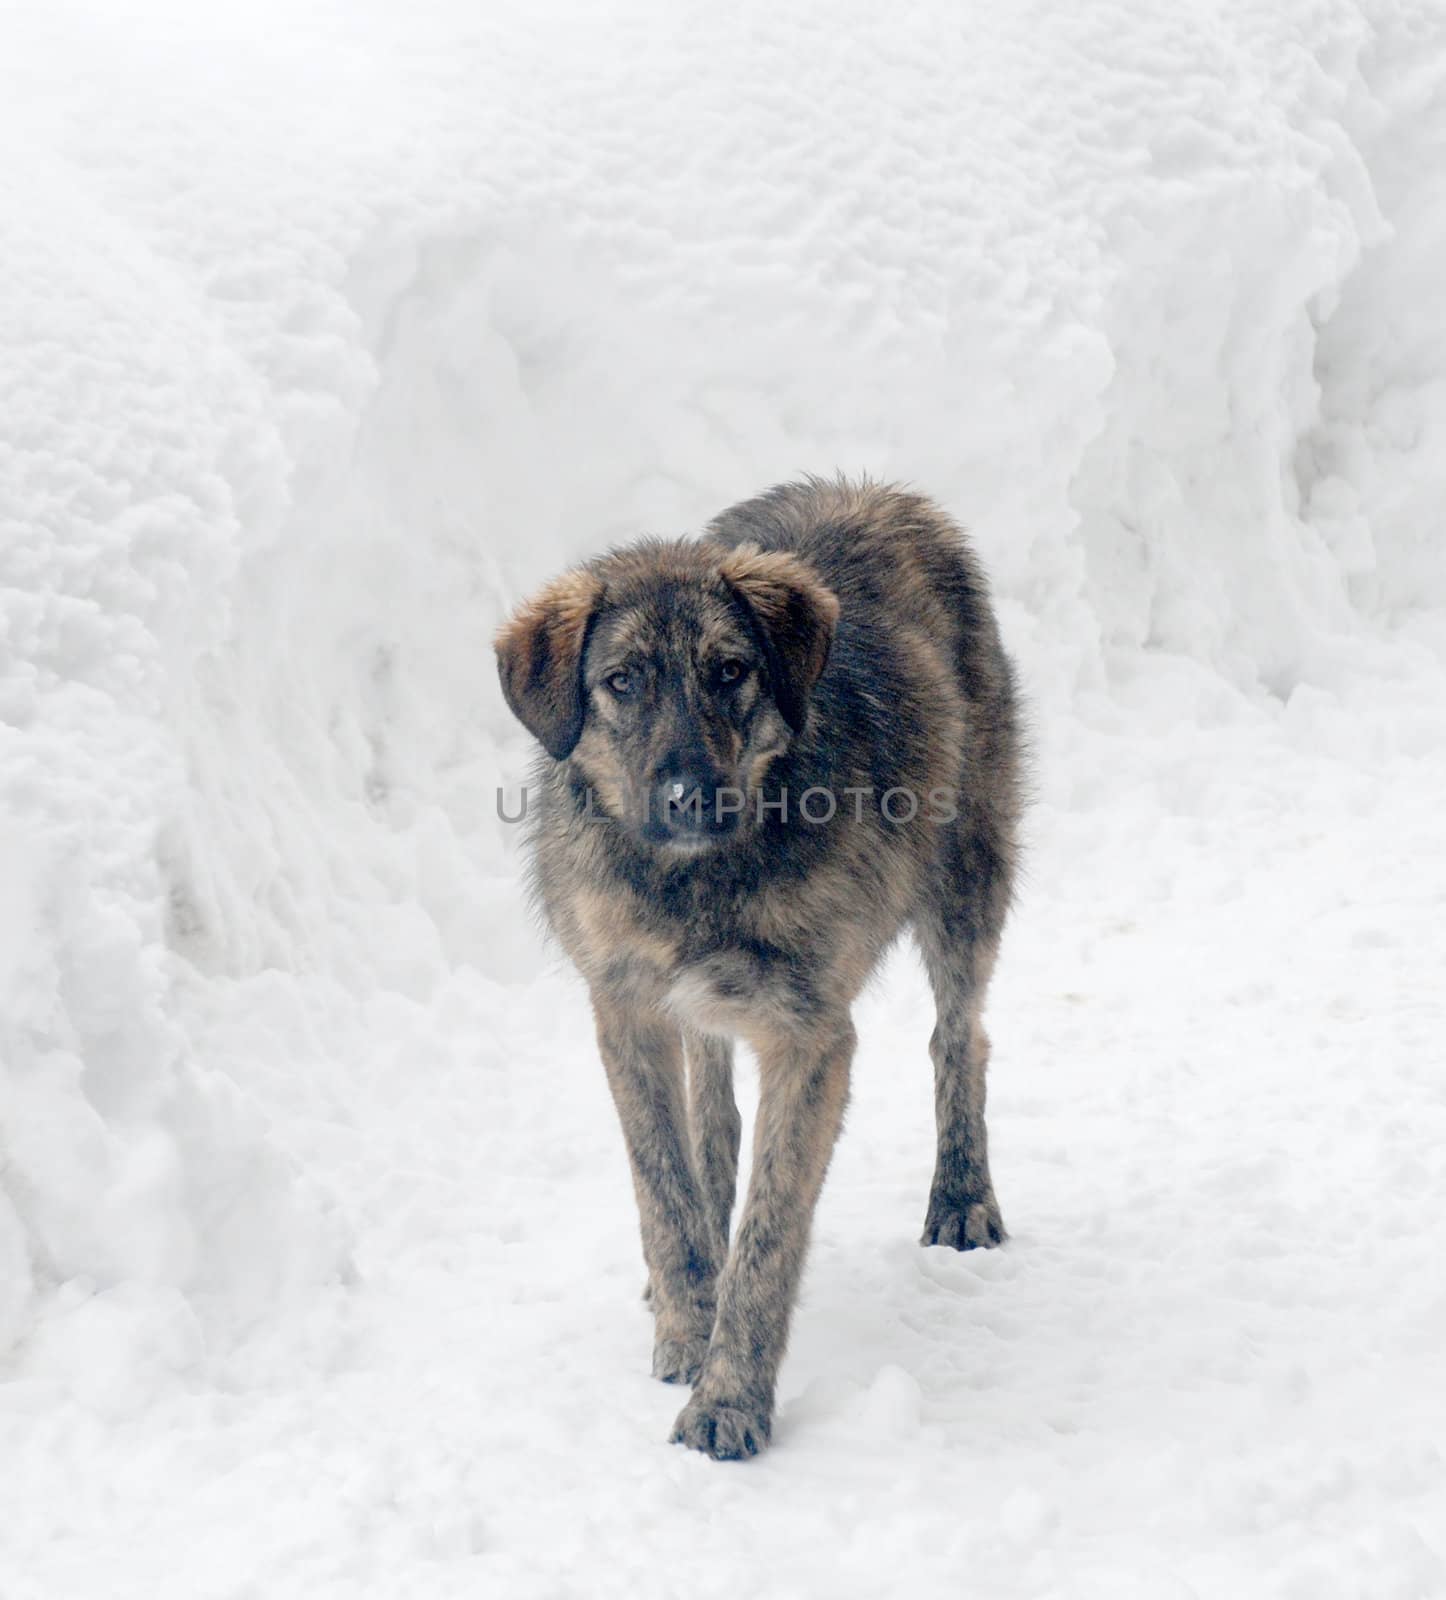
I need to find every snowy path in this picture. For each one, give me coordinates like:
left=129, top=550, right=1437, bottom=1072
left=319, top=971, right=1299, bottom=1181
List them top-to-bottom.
left=4, top=0, right=1446, bottom=1593
left=7, top=680, right=1443, bottom=1599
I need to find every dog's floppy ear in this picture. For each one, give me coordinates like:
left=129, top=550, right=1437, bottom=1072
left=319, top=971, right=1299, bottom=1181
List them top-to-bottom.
left=719, top=546, right=840, bottom=733
left=495, top=568, right=606, bottom=759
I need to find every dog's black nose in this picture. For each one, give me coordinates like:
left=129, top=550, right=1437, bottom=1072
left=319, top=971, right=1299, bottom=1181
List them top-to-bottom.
left=651, top=771, right=738, bottom=840
left=657, top=772, right=708, bottom=834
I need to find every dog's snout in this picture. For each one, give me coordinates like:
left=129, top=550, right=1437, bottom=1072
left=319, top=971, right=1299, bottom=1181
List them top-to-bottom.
left=650, top=762, right=738, bottom=841
left=654, top=770, right=708, bottom=833
left=660, top=771, right=702, bottom=814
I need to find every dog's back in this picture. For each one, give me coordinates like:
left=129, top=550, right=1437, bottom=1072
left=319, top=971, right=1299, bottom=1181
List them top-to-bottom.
left=706, top=475, right=1022, bottom=867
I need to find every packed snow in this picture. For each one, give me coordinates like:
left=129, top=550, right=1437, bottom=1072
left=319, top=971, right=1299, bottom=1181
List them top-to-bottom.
left=2, top=0, right=1444, bottom=1594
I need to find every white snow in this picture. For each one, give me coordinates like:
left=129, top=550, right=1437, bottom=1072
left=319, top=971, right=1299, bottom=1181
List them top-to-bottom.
left=2, top=0, right=1444, bottom=1594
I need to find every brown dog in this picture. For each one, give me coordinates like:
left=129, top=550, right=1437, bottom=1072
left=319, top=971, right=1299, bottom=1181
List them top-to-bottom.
left=495, top=477, right=1022, bottom=1459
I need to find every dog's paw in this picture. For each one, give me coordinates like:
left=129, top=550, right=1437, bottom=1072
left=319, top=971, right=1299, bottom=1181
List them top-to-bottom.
left=921, top=1193, right=1005, bottom=1250
left=652, top=1335, right=709, bottom=1386
left=670, top=1393, right=772, bottom=1460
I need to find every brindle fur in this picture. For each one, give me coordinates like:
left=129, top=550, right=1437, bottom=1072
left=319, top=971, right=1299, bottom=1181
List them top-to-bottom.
left=495, top=477, right=1022, bottom=1460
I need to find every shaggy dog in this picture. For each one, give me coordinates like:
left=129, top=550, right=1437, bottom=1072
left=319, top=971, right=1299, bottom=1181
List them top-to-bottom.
left=495, top=477, right=1022, bottom=1459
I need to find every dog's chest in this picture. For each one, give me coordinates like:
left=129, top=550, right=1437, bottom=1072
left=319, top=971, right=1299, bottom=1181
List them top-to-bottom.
left=564, top=874, right=809, bottom=1037
left=664, top=946, right=808, bottom=1039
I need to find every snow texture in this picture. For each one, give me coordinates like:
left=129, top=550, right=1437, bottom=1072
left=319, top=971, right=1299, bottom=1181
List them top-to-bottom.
left=1, top=0, right=1444, bottom=1594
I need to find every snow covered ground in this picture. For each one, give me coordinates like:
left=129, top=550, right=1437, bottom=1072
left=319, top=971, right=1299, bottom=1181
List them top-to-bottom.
left=2, top=1, right=1444, bottom=1594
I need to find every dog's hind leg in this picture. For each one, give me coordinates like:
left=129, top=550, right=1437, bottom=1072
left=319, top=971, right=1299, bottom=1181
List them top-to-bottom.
left=914, top=818, right=1012, bottom=1250
left=592, top=995, right=724, bottom=1385
left=684, top=1028, right=741, bottom=1251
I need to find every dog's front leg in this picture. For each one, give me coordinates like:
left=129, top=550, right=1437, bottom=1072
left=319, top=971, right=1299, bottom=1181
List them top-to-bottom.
left=592, top=994, right=723, bottom=1385
left=671, top=1016, right=855, bottom=1459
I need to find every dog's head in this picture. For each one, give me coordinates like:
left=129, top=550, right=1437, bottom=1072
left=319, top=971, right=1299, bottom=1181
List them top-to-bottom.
left=495, top=539, right=838, bottom=852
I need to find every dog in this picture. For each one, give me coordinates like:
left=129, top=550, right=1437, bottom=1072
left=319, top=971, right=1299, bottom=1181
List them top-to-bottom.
left=495, top=477, right=1022, bottom=1459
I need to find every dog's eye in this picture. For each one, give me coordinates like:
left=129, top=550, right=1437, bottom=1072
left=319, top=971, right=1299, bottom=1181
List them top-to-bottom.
left=718, top=659, right=746, bottom=686
left=604, top=669, right=634, bottom=696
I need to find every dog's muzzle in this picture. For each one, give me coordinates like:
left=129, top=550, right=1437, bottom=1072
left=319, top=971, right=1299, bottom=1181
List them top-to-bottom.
left=647, top=771, right=741, bottom=844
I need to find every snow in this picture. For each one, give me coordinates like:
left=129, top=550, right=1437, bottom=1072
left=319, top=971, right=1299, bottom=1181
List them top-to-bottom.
left=2, top=0, right=1444, bottom=1594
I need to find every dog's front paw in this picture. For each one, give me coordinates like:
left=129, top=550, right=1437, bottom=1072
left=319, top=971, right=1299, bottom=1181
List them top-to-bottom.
left=921, top=1192, right=1005, bottom=1250
left=652, top=1334, right=709, bottom=1386
left=670, top=1393, right=772, bottom=1460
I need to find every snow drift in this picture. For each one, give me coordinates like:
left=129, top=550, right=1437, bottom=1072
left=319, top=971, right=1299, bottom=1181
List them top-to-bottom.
left=2, top=0, right=1441, bottom=1364
left=2, top=3, right=1445, bottom=1585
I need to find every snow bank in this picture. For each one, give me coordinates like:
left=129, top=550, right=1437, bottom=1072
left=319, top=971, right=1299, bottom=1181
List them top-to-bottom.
left=2, top=0, right=1443, bottom=1393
